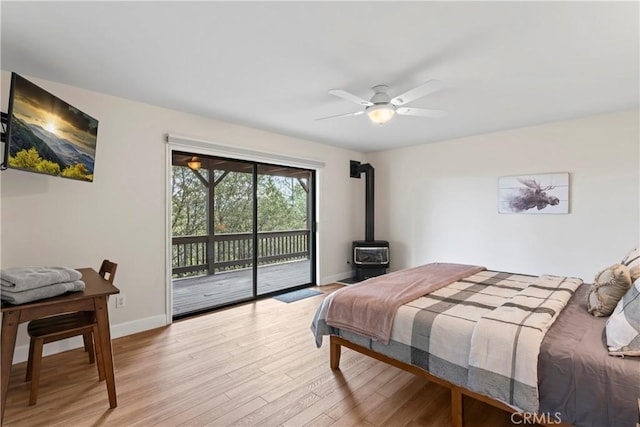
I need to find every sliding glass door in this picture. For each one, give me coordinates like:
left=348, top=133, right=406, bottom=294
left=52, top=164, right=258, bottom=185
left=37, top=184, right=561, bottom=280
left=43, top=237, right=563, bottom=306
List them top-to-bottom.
left=171, top=151, right=315, bottom=318
left=256, top=164, right=314, bottom=295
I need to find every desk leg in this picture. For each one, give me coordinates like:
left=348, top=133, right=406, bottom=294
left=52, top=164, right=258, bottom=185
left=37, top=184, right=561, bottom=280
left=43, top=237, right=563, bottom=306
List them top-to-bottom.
left=94, top=296, right=117, bottom=408
left=1, top=311, right=20, bottom=424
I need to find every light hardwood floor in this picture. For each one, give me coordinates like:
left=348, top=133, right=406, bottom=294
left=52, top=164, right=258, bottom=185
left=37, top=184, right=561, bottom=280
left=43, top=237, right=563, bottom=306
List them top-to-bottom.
left=4, top=284, right=525, bottom=427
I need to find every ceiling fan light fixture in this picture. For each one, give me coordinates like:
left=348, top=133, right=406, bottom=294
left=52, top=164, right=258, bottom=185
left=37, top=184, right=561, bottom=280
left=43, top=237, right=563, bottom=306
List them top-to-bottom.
left=322, top=80, right=446, bottom=124
left=367, top=104, right=395, bottom=125
left=187, top=156, right=202, bottom=170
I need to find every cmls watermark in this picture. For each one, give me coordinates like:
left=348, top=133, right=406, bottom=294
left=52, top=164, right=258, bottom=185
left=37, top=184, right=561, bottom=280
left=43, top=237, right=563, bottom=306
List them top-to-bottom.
left=510, top=412, right=563, bottom=425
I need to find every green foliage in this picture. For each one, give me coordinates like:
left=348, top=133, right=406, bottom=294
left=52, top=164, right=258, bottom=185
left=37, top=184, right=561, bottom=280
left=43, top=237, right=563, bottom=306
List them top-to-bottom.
left=8, top=147, right=43, bottom=169
left=9, top=148, right=92, bottom=181
left=36, top=159, right=62, bottom=175
left=61, top=163, right=92, bottom=181
left=172, top=165, right=309, bottom=236
left=172, top=166, right=208, bottom=235
left=213, top=171, right=254, bottom=233
left=257, top=175, right=307, bottom=232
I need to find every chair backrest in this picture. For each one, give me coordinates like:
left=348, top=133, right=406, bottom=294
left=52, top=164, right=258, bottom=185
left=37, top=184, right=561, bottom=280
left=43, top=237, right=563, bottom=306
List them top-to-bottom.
left=99, top=260, right=118, bottom=283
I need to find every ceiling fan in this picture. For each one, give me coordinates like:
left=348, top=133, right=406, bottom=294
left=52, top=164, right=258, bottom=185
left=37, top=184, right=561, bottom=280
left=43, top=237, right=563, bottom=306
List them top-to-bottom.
left=317, top=80, right=448, bottom=125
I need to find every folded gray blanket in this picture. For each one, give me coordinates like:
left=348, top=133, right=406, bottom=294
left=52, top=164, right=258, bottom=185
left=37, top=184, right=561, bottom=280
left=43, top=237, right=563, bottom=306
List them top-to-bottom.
left=0, top=266, right=82, bottom=292
left=1, top=280, right=85, bottom=305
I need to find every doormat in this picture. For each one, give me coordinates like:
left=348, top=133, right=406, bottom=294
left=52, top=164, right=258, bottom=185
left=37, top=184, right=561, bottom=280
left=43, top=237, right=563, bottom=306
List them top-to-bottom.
left=273, top=289, right=323, bottom=303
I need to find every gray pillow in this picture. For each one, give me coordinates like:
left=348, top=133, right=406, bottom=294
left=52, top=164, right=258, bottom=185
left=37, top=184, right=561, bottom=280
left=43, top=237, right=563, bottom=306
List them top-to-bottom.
left=586, top=264, right=632, bottom=317
left=606, top=278, right=640, bottom=356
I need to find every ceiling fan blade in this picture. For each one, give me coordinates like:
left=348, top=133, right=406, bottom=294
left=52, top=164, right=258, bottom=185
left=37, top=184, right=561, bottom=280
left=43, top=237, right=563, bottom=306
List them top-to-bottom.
left=391, top=80, right=444, bottom=106
left=328, top=89, right=373, bottom=106
left=396, top=107, right=448, bottom=118
left=315, top=110, right=365, bottom=121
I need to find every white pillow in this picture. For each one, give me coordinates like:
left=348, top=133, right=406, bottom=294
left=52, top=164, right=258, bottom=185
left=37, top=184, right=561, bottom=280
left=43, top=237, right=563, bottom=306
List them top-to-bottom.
left=621, top=247, right=640, bottom=281
left=606, top=277, right=640, bottom=356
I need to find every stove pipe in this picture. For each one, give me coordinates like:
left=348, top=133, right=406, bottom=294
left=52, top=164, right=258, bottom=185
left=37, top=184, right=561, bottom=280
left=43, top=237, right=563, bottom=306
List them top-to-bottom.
left=350, top=160, right=375, bottom=242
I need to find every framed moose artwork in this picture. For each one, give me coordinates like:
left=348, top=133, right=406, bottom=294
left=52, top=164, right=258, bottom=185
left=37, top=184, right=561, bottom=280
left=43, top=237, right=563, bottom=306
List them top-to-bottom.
left=498, top=173, right=569, bottom=214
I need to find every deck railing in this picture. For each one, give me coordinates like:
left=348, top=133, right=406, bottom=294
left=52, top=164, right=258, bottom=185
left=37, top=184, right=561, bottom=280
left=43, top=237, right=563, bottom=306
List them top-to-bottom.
left=172, top=229, right=310, bottom=277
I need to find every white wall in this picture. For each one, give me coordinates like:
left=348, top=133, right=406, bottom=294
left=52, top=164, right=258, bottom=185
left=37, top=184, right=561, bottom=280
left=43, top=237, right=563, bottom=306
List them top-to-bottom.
left=0, top=71, right=365, bottom=361
left=368, top=109, right=640, bottom=280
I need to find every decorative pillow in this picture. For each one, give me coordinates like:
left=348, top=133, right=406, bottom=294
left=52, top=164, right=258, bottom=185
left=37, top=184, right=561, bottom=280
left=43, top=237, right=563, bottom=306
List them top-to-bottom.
left=621, top=247, right=640, bottom=281
left=586, top=264, right=632, bottom=317
left=606, top=278, right=640, bottom=356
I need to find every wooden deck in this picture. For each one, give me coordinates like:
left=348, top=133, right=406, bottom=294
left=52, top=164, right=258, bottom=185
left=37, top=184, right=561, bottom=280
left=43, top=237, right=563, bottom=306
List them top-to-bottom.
left=172, top=259, right=312, bottom=316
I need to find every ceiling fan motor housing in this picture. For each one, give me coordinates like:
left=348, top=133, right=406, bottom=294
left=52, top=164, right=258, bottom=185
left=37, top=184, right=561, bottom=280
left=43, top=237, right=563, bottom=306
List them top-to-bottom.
left=370, top=85, right=391, bottom=105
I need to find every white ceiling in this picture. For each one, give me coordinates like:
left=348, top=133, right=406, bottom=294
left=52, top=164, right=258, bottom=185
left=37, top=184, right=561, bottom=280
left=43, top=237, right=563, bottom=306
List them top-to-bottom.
left=1, top=1, right=638, bottom=153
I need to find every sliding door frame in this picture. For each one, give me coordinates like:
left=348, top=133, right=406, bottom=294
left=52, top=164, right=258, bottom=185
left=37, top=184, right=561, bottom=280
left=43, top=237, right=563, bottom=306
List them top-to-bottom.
left=165, top=135, right=323, bottom=324
left=252, top=163, right=259, bottom=298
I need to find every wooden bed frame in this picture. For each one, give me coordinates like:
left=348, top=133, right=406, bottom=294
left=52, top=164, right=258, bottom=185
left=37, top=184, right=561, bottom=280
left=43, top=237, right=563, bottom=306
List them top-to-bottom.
left=329, top=335, right=572, bottom=427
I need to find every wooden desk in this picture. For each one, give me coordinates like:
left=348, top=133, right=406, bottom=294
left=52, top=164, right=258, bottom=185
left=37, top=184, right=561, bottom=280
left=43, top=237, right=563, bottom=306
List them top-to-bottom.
left=1, top=268, right=120, bottom=423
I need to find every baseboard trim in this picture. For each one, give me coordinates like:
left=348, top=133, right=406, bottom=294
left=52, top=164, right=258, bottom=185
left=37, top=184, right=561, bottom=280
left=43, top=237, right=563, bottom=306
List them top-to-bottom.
left=320, top=271, right=353, bottom=285
left=11, top=314, right=168, bottom=364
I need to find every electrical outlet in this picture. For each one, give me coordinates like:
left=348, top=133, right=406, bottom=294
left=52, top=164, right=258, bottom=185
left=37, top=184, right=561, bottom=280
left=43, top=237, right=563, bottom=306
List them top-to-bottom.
left=115, top=294, right=125, bottom=308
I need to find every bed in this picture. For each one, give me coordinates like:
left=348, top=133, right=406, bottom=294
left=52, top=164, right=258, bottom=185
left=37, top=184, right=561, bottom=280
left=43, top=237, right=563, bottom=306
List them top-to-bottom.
left=311, top=263, right=640, bottom=427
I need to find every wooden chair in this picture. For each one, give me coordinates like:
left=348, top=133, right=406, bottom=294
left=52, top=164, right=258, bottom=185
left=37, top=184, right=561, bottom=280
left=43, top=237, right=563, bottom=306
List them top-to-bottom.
left=25, top=260, right=118, bottom=405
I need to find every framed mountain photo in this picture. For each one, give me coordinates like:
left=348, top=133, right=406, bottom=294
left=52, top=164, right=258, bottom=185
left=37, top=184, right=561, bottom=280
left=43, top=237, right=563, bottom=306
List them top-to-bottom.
left=4, top=73, right=99, bottom=182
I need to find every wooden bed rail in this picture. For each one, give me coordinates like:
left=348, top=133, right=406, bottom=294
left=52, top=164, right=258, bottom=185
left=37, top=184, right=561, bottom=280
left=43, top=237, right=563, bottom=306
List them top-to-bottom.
left=329, top=335, right=572, bottom=427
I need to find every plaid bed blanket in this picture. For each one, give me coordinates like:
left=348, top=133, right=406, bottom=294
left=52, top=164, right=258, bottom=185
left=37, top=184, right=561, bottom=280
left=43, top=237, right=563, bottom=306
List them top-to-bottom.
left=311, top=270, right=581, bottom=412
left=468, top=275, right=582, bottom=413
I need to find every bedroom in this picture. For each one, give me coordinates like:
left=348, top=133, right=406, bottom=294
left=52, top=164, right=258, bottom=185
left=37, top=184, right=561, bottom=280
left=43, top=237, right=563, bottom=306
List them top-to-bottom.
left=1, top=1, right=638, bottom=426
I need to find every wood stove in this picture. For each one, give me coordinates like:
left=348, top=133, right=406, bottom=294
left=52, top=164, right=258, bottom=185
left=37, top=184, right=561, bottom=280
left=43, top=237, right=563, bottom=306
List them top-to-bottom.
left=350, top=160, right=389, bottom=281
left=352, top=240, right=390, bottom=280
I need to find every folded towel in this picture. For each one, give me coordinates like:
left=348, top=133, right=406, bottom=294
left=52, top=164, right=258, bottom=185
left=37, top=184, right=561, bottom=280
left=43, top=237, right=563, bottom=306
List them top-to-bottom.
left=0, top=267, right=82, bottom=292
left=0, top=280, right=85, bottom=305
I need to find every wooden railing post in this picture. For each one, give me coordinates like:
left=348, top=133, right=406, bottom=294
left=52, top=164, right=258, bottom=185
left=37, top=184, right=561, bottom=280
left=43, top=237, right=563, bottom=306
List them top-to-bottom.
left=207, top=234, right=215, bottom=277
